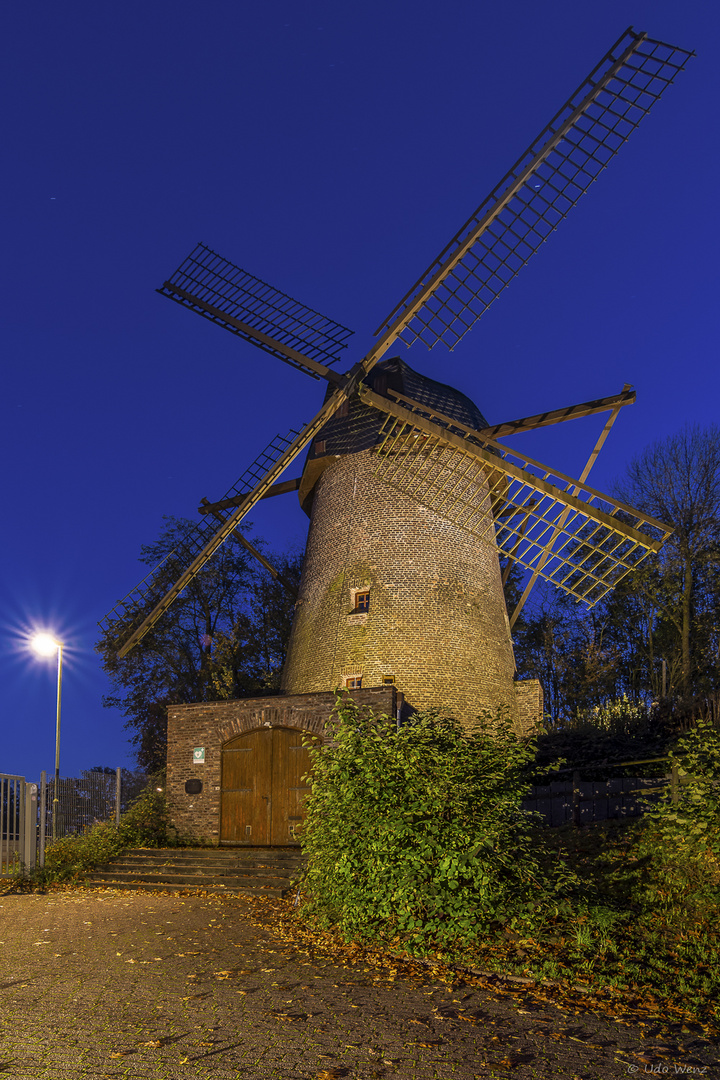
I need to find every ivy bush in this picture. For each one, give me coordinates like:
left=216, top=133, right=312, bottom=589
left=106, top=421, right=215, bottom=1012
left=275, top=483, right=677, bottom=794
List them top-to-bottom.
left=298, top=702, right=583, bottom=956
left=37, top=773, right=178, bottom=885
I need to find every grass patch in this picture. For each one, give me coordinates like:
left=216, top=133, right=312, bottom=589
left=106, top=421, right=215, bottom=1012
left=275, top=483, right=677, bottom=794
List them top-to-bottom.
left=434, top=818, right=720, bottom=1031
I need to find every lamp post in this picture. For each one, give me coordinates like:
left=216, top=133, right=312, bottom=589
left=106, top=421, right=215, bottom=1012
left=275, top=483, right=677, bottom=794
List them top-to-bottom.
left=31, top=634, right=63, bottom=842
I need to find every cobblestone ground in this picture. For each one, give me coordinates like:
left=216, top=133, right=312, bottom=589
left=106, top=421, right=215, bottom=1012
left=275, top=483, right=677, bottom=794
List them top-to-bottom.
left=0, top=889, right=718, bottom=1079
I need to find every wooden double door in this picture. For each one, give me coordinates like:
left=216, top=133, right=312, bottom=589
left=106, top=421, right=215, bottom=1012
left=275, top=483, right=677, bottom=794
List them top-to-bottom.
left=220, top=726, right=312, bottom=845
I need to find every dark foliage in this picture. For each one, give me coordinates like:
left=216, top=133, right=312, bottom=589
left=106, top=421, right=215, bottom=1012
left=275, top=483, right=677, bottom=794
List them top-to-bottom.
left=509, top=425, right=720, bottom=736
left=97, top=515, right=302, bottom=772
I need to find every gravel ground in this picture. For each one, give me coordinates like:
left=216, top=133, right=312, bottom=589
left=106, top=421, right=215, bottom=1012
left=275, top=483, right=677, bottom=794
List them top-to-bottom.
left=0, top=887, right=718, bottom=1079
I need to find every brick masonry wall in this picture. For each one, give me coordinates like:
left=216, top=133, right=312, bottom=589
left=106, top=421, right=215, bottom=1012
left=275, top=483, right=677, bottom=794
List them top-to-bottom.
left=282, top=449, right=539, bottom=731
left=514, top=679, right=544, bottom=735
left=166, top=687, right=395, bottom=845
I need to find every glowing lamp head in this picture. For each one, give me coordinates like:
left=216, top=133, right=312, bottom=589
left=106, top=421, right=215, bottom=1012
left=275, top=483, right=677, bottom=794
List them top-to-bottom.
left=32, top=633, right=60, bottom=657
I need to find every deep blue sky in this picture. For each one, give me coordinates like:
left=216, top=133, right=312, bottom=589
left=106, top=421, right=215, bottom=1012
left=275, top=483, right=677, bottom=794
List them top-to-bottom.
left=2, top=2, right=717, bottom=781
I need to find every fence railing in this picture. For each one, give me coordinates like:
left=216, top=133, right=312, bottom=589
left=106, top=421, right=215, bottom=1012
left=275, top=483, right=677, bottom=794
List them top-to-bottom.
left=522, top=755, right=688, bottom=827
left=2, top=768, right=147, bottom=877
left=43, top=770, right=121, bottom=843
left=1, top=774, right=37, bottom=876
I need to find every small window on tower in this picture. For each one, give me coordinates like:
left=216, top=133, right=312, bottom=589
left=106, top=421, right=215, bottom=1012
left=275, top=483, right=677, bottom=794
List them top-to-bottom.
left=314, top=439, right=326, bottom=455
left=354, top=591, right=370, bottom=613
left=346, top=675, right=362, bottom=689
left=382, top=675, right=395, bottom=685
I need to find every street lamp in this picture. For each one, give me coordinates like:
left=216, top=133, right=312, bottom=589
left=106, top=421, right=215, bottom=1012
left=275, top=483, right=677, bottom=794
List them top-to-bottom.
left=31, top=633, right=63, bottom=842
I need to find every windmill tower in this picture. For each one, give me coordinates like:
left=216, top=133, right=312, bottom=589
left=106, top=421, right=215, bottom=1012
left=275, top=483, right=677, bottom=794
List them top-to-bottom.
left=103, top=28, right=691, bottom=735
left=280, top=356, right=522, bottom=726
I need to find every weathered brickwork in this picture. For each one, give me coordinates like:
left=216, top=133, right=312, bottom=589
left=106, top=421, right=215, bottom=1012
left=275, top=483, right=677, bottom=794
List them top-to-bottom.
left=282, top=448, right=539, bottom=731
left=514, top=678, right=544, bottom=734
left=166, top=687, right=395, bottom=845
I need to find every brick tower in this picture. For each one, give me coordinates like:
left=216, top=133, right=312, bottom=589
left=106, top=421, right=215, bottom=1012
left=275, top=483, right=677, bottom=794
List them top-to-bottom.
left=281, top=358, right=537, bottom=729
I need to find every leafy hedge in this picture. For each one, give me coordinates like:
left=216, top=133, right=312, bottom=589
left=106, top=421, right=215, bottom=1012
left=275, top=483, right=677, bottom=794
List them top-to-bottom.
left=298, top=702, right=583, bottom=955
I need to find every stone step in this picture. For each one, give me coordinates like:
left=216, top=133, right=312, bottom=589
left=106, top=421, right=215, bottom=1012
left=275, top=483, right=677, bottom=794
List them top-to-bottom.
left=84, top=846, right=305, bottom=897
left=123, top=847, right=303, bottom=859
left=109, top=852, right=303, bottom=866
left=107, top=860, right=298, bottom=877
left=100, top=864, right=296, bottom=881
left=88, top=870, right=290, bottom=888
left=85, top=878, right=289, bottom=897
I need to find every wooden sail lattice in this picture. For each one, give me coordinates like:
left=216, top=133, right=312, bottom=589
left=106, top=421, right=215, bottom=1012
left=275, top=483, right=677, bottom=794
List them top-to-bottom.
left=375, top=29, right=693, bottom=353
left=159, top=243, right=354, bottom=378
left=372, top=409, right=672, bottom=607
left=99, top=428, right=302, bottom=643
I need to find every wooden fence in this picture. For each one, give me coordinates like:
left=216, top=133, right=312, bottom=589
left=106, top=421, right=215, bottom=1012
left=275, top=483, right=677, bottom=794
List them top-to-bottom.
left=522, top=758, right=685, bottom=827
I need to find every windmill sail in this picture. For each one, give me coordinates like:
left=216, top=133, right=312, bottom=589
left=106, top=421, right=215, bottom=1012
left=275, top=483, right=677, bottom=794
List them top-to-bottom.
left=373, top=28, right=693, bottom=354
left=159, top=243, right=353, bottom=381
left=105, top=358, right=376, bottom=655
left=364, top=392, right=672, bottom=608
left=101, top=427, right=302, bottom=653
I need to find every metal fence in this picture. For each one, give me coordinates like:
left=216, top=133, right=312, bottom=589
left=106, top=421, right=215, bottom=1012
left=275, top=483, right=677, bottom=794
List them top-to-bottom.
left=2, top=769, right=148, bottom=878
left=41, top=769, right=148, bottom=843
left=44, top=771, right=120, bottom=841
left=1, top=774, right=37, bottom=876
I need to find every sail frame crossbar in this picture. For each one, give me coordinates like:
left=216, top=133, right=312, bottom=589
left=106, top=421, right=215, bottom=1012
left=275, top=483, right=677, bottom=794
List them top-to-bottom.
left=373, top=28, right=693, bottom=354
left=159, top=243, right=354, bottom=374
left=372, top=407, right=672, bottom=607
left=99, top=428, right=301, bottom=643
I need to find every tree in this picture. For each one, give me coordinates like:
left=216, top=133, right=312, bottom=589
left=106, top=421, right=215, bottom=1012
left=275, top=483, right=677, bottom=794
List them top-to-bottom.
left=509, top=424, right=720, bottom=730
left=617, top=424, right=720, bottom=702
left=97, top=516, right=302, bottom=772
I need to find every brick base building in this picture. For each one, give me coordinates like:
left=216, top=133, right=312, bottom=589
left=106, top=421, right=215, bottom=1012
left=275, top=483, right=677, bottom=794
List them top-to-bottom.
left=166, top=687, right=396, bottom=847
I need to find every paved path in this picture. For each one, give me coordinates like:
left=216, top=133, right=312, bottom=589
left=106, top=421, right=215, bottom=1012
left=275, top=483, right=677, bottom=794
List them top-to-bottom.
left=0, top=888, right=717, bottom=1078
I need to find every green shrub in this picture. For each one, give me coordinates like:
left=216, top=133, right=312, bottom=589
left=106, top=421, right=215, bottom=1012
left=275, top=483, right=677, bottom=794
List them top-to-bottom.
left=298, top=702, right=583, bottom=956
left=632, top=716, right=720, bottom=913
left=39, top=773, right=177, bottom=884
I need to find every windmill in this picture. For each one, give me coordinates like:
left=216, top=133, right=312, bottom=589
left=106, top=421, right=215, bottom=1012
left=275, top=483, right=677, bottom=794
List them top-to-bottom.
left=102, top=27, right=691, bottom=730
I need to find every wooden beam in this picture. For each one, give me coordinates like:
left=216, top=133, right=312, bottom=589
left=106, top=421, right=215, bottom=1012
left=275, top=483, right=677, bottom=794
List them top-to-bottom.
left=117, top=380, right=356, bottom=658
left=386, top=386, right=635, bottom=442
left=478, top=387, right=636, bottom=440
left=509, top=403, right=624, bottom=627
left=198, top=476, right=301, bottom=515
left=198, top=499, right=298, bottom=598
